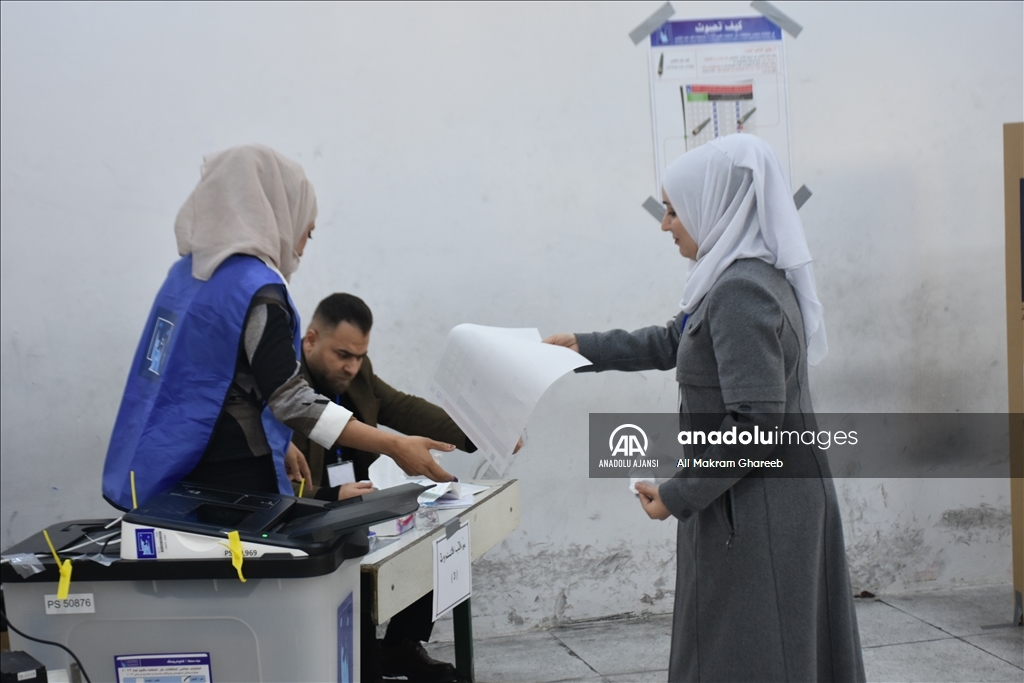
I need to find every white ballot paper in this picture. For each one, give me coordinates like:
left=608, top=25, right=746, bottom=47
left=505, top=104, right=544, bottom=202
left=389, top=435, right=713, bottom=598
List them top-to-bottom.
left=428, top=325, right=590, bottom=475
left=368, top=455, right=408, bottom=491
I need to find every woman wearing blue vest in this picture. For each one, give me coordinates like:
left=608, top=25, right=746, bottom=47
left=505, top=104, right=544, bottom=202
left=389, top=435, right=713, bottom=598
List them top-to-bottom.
left=103, top=144, right=454, bottom=510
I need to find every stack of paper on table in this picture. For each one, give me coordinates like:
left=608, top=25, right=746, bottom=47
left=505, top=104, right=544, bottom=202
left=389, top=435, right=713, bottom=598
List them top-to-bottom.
left=368, top=455, right=490, bottom=512
left=409, top=479, right=489, bottom=508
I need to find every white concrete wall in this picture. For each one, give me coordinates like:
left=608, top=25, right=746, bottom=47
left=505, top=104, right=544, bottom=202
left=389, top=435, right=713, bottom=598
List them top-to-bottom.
left=2, top=1, right=1020, bottom=634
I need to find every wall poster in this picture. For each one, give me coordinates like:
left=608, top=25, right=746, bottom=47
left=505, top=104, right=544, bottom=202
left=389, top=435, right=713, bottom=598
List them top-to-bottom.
left=649, top=16, right=791, bottom=192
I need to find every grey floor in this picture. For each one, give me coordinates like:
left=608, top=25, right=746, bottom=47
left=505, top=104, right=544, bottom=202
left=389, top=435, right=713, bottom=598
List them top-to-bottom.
left=425, top=585, right=1023, bottom=683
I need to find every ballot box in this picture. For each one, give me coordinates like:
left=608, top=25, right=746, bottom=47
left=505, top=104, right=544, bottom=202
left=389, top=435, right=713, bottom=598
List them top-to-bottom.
left=1, top=482, right=427, bottom=683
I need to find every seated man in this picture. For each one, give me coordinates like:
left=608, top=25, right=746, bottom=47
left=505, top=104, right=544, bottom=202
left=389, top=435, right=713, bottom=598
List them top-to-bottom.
left=293, top=293, right=473, bottom=683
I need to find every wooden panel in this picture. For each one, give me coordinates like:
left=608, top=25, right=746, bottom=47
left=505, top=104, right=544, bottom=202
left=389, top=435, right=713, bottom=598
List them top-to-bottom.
left=1004, top=122, right=1024, bottom=620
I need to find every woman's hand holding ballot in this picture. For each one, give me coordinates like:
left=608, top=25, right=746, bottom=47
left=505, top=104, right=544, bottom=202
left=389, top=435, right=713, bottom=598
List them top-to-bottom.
left=541, top=333, right=579, bottom=353
left=634, top=481, right=671, bottom=520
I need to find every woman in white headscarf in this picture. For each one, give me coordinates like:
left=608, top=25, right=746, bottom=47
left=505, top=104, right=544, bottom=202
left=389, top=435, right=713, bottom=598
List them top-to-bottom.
left=546, top=135, right=864, bottom=682
left=104, top=144, right=453, bottom=510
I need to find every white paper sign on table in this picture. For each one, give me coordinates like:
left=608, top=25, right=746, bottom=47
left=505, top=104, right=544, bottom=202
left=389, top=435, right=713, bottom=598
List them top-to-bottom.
left=427, top=324, right=590, bottom=475
left=432, top=523, right=471, bottom=621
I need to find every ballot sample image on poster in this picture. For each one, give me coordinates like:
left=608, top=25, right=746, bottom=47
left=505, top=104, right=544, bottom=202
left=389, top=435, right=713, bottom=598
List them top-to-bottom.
left=650, top=16, right=790, bottom=191
left=681, top=83, right=757, bottom=144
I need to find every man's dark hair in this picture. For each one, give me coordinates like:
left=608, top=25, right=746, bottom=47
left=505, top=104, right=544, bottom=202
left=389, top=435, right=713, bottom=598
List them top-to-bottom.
left=311, top=293, right=373, bottom=335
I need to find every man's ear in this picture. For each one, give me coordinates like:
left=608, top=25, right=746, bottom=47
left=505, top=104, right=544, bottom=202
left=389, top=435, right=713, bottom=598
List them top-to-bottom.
left=302, top=327, right=317, bottom=352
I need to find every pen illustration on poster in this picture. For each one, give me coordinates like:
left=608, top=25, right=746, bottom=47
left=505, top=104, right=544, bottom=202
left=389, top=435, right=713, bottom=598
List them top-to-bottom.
left=649, top=16, right=791, bottom=192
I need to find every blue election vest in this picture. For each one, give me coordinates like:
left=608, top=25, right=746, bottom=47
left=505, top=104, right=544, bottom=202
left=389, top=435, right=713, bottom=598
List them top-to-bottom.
left=102, top=254, right=301, bottom=510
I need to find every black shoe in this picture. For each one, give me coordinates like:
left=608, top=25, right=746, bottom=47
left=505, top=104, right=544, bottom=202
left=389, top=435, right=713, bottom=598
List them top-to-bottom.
left=380, top=638, right=458, bottom=683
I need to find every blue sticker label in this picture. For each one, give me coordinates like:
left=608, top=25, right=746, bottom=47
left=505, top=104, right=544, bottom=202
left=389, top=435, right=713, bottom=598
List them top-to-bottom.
left=138, top=307, right=178, bottom=383
left=146, top=316, right=175, bottom=376
left=135, top=528, right=157, bottom=559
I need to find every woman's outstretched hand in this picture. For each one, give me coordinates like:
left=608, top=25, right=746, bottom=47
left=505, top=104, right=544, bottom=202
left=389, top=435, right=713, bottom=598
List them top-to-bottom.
left=542, top=333, right=579, bottom=353
left=635, top=481, right=671, bottom=520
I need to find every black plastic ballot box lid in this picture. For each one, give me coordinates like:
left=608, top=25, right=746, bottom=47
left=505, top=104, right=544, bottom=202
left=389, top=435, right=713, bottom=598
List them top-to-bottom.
left=1, top=482, right=430, bottom=582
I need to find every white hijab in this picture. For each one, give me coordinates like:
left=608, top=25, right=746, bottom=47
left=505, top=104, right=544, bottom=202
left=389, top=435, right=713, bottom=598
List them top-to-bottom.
left=663, top=134, right=827, bottom=365
left=174, top=144, right=318, bottom=282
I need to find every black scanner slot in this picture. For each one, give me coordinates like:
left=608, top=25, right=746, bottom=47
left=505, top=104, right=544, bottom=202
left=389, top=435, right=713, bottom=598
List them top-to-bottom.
left=123, top=481, right=430, bottom=554
left=277, top=483, right=430, bottom=541
left=195, top=503, right=252, bottom=528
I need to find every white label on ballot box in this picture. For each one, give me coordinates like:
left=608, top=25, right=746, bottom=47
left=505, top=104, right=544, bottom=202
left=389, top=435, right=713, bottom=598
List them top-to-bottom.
left=327, top=460, right=356, bottom=487
left=432, top=522, right=471, bottom=621
left=44, top=593, right=95, bottom=615
left=115, top=653, right=211, bottom=683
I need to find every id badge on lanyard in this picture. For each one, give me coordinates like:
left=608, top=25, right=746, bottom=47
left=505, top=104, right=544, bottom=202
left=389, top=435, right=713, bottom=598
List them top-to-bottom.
left=327, top=460, right=356, bottom=487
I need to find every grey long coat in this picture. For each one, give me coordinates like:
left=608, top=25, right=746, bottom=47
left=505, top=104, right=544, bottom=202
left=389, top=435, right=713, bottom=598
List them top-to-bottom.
left=576, top=259, right=865, bottom=683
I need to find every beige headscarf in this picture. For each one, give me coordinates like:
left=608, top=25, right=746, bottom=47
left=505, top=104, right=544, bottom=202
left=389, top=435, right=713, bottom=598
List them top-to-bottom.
left=174, top=144, right=318, bottom=281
